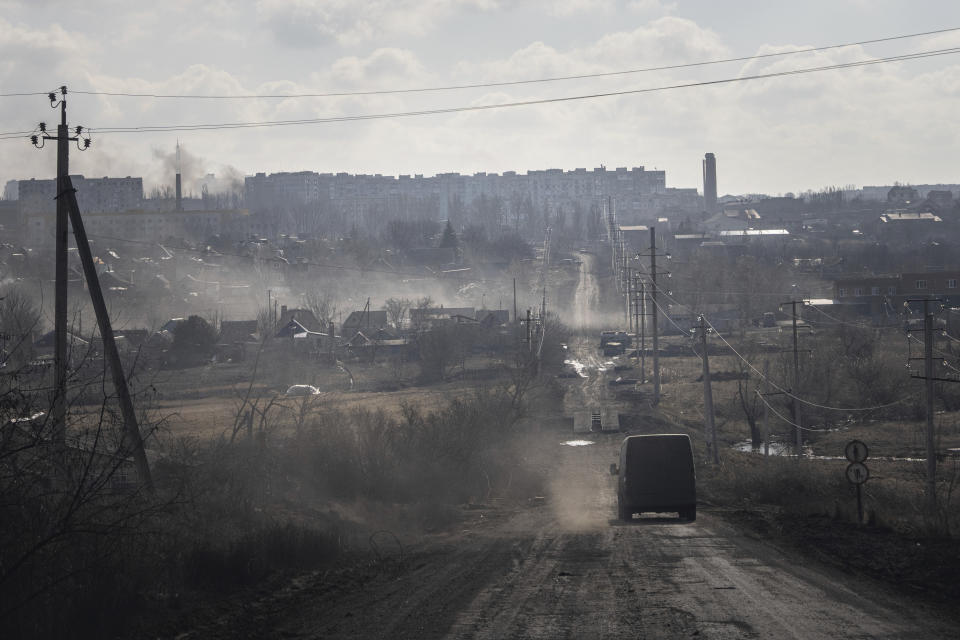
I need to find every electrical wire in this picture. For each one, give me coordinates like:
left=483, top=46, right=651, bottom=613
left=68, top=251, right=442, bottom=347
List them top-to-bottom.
left=66, top=26, right=960, bottom=100
left=1, top=44, right=955, bottom=142
left=65, top=46, right=960, bottom=136
left=0, top=91, right=50, bottom=98
left=0, top=130, right=39, bottom=139
left=646, top=282, right=903, bottom=411
left=666, top=289, right=824, bottom=298
left=646, top=292, right=695, bottom=336
left=806, top=303, right=893, bottom=329
left=700, top=313, right=902, bottom=411
left=907, top=332, right=960, bottom=372
left=754, top=388, right=833, bottom=432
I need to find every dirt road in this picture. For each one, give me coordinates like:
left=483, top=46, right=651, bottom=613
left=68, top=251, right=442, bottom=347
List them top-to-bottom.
left=572, top=251, right=601, bottom=330
left=185, top=256, right=956, bottom=639
left=198, top=425, right=954, bottom=639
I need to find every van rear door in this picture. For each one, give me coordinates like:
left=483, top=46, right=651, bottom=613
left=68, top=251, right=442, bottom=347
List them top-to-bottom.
left=624, top=435, right=695, bottom=509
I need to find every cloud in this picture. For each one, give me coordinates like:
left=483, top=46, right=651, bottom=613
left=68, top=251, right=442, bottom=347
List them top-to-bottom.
left=255, top=0, right=501, bottom=47
left=541, top=0, right=674, bottom=17
left=545, top=0, right=615, bottom=17
left=626, top=0, right=675, bottom=13
left=3, top=4, right=960, bottom=196
left=0, top=17, right=93, bottom=74
left=455, top=17, right=729, bottom=82
left=328, top=48, right=428, bottom=86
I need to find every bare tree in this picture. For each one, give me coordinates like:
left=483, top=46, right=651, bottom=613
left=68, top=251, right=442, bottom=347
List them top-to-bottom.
left=0, top=285, right=42, bottom=371
left=302, top=290, right=338, bottom=328
left=411, top=296, right=433, bottom=333
left=383, top=297, right=410, bottom=331
left=730, top=341, right=764, bottom=451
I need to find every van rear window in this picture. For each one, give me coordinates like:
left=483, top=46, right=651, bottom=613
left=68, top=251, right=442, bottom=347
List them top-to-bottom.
left=626, top=438, right=692, bottom=474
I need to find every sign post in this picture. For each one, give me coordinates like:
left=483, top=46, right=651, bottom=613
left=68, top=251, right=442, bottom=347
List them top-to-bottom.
left=845, top=440, right=869, bottom=525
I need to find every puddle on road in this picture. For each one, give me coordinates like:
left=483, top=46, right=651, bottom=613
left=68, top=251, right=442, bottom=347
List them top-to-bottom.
left=562, top=359, right=589, bottom=378
left=596, top=360, right=616, bottom=372
left=562, top=440, right=595, bottom=447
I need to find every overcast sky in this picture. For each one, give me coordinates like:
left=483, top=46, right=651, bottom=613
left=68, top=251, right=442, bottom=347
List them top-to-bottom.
left=1, top=0, right=959, bottom=196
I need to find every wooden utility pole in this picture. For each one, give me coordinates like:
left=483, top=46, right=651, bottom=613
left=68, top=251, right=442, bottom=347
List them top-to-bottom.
left=650, top=227, right=661, bottom=404
left=633, top=274, right=645, bottom=380
left=639, top=278, right=646, bottom=383
left=905, top=297, right=958, bottom=514
left=781, top=299, right=804, bottom=456
left=923, top=299, right=936, bottom=512
left=523, top=309, right=532, bottom=350
left=699, top=316, right=718, bottom=464
left=762, top=359, right=770, bottom=456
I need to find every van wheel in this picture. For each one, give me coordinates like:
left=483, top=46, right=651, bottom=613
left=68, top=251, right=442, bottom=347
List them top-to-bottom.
left=618, top=502, right=630, bottom=521
left=680, top=507, right=696, bottom=521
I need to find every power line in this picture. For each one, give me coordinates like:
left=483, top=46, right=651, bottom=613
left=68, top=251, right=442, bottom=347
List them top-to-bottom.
left=65, top=26, right=960, bottom=100
left=0, top=45, right=955, bottom=142
left=44, top=45, right=960, bottom=138
left=0, top=91, right=50, bottom=98
left=0, top=130, right=40, bottom=139
left=651, top=284, right=902, bottom=411
left=646, top=292, right=695, bottom=337
left=805, top=303, right=903, bottom=330
left=700, top=313, right=900, bottom=412
left=907, top=332, right=958, bottom=368
left=754, top=388, right=833, bottom=432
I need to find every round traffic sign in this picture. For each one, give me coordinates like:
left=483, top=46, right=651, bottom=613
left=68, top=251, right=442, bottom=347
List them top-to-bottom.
left=845, top=440, right=869, bottom=463
left=846, top=462, right=869, bottom=485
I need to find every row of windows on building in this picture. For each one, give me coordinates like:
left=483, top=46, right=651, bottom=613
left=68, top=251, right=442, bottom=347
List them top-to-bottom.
left=838, top=279, right=958, bottom=297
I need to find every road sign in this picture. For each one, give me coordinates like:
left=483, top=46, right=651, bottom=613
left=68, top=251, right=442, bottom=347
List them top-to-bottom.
left=845, top=440, right=869, bottom=463
left=846, top=462, right=869, bottom=485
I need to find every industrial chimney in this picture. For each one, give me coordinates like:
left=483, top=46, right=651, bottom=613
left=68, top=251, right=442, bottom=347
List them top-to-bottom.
left=175, top=141, right=183, bottom=211
left=703, top=152, right=717, bottom=215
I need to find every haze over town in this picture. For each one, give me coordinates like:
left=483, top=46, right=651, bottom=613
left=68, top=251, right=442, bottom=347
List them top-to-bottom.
left=2, top=2, right=960, bottom=639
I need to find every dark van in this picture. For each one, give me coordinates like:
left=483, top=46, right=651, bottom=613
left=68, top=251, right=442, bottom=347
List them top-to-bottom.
left=610, top=434, right=696, bottom=521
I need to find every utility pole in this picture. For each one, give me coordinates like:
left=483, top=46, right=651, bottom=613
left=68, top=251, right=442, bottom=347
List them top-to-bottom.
left=34, top=86, right=72, bottom=445
left=32, top=94, right=152, bottom=490
left=63, top=179, right=153, bottom=491
left=650, top=227, right=661, bottom=404
left=626, top=266, right=633, bottom=333
left=638, top=277, right=646, bottom=383
left=513, top=278, right=517, bottom=325
left=907, top=298, right=953, bottom=514
left=781, top=299, right=804, bottom=456
left=924, top=299, right=935, bottom=512
left=523, top=309, right=532, bottom=351
left=698, top=316, right=718, bottom=463
left=762, top=359, right=770, bottom=456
